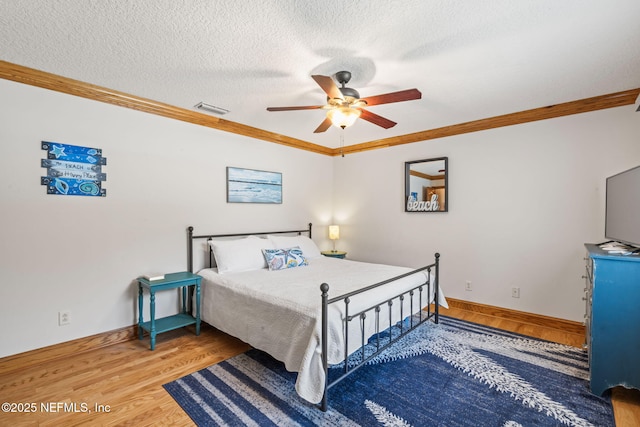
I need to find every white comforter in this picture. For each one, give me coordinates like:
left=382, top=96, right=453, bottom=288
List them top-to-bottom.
left=197, top=256, right=447, bottom=404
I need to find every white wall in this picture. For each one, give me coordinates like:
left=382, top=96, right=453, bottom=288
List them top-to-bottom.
left=1, top=77, right=637, bottom=358
left=0, top=79, right=333, bottom=358
left=333, top=106, right=640, bottom=322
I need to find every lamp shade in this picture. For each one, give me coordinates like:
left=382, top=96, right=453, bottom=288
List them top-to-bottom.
left=327, top=107, right=361, bottom=129
left=328, top=225, right=340, bottom=240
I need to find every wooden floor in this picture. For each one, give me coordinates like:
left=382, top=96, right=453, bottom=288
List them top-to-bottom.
left=1, top=306, right=638, bottom=426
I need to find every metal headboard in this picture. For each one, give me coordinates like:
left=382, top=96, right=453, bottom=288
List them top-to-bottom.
left=187, top=223, right=313, bottom=272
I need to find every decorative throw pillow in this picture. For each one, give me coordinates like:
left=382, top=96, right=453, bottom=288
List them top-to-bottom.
left=262, top=247, right=308, bottom=271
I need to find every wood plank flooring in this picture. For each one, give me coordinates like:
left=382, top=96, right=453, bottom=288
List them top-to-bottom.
left=0, top=306, right=638, bottom=426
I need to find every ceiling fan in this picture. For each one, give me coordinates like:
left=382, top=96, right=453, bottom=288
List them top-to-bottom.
left=266, top=71, right=422, bottom=133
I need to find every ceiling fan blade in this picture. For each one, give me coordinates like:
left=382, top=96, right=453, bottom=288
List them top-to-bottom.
left=311, top=75, right=343, bottom=100
left=362, top=89, right=422, bottom=106
left=266, top=105, right=324, bottom=111
left=359, top=109, right=397, bottom=129
left=313, top=116, right=333, bottom=133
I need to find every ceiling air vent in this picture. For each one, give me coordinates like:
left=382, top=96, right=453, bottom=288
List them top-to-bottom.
left=195, top=102, right=229, bottom=115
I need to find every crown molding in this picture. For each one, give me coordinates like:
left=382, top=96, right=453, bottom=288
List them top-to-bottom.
left=0, top=60, right=333, bottom=156
left=1, top=61, right=637, bottom=157
left=336, top=88, right=640, bottom=156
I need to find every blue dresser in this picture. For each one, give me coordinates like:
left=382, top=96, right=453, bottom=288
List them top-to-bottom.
left=584, top=244, right=640, bottom=395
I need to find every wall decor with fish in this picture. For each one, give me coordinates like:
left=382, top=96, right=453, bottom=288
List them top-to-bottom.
left=40, top=141, right=107, bottom=197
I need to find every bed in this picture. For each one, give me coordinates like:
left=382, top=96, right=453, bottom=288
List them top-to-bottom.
left=187, top=223, right=446, bottom=410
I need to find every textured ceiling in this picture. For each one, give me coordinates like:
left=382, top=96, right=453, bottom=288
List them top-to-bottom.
left=1, top=0, right=639, bottom=149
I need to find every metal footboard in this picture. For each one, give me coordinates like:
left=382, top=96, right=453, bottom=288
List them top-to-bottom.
left=320, top=253, right=440, bottom=411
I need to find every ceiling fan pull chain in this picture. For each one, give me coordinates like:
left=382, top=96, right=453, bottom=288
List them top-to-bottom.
left=340, top=130, right=345, bottom=157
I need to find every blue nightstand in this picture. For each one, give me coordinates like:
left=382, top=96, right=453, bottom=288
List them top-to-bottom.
left=321, top=250, right=347, bottom=259
left=137, top=271, right=201, bottom=350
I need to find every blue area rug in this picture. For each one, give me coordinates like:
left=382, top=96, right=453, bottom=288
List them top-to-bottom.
left=163, top=316, right=613, bottom=426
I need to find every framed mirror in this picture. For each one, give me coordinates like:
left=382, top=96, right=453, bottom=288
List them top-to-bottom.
left=405, top=157, right=448, bottom=212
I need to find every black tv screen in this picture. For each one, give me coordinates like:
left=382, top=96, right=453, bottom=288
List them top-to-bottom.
left=605, top=165, right=640, bottom=247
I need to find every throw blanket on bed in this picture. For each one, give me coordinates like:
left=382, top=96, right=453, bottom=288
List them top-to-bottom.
left=197, top=256, right=447, bottom=403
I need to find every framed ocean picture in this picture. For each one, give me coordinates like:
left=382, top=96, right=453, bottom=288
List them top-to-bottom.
left=227, top=167, right=282, bottom=204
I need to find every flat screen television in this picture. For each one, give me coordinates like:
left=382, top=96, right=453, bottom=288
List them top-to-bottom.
left=605, top=165, right=640, bottom=248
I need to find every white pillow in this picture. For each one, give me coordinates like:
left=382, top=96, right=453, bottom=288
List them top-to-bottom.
left=268, top=235, right=322, bottom=258
left=209, top=236, right=274, bottom=274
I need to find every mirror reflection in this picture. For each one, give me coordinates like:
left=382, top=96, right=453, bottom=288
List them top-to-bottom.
left=405, top=157, right=448, bottom=212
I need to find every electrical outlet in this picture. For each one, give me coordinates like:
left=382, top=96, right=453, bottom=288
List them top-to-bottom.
left=465, top=281, right=472, bottom=291
left=511, top=287, right=520, bottom=298
left=58, top=310, right=71, bottom=326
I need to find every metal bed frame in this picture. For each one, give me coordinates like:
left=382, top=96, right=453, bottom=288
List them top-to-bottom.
left=186, top=223, right=440, bottom=411
left=187, top=223, right=313, bottom=272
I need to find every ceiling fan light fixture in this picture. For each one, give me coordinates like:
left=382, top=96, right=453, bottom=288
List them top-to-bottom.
left=266, top=71, right=419, bottom=133
left=327, top=107, right=361, bottom=129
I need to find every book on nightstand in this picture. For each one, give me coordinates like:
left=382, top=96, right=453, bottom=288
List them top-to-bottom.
left=142, top=273, right=165, bottom=281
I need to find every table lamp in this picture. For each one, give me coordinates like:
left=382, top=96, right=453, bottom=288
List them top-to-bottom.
left=329, top=225, right=340, bottom=252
